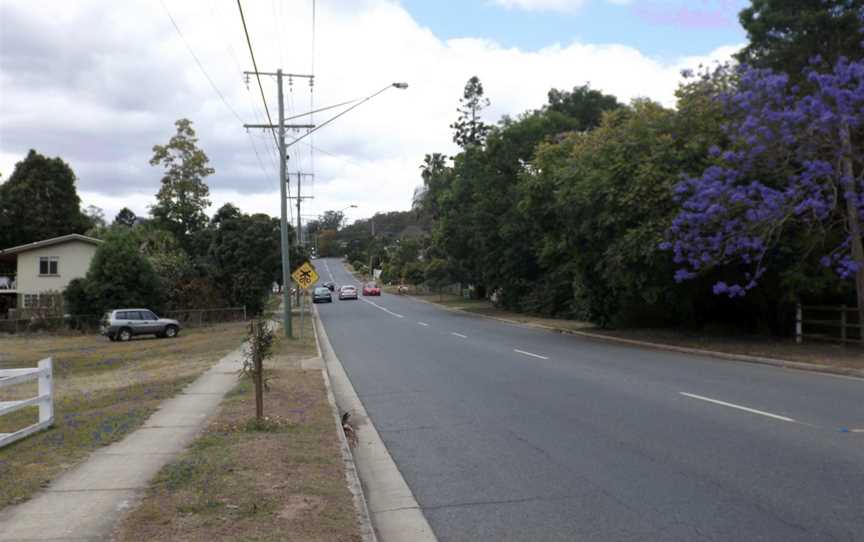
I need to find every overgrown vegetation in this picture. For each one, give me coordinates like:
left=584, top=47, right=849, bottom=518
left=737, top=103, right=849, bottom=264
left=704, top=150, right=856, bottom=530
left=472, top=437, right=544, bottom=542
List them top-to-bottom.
left=327, top=2, right=863, bottom=336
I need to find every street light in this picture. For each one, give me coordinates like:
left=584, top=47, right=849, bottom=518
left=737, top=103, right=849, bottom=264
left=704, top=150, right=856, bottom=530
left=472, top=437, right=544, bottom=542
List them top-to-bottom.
left=285, top=83, right=408, bottom=152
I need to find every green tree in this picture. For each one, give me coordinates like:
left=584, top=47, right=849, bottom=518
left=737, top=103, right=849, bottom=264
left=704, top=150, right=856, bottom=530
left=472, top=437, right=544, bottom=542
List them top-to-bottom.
left=736, top=1, right=864, bottom=75
left=451, top=76, right=491, bottom=148
left=149, top=119, right=214, bottom=245
left=0, top=150, right=91, bottom=248
left=210, top=202, right=242, bottom=228
left=113, top=207, right=137, bottom=227
left=319, top=210, right=345, bottom=231
left=208, top=211, right=282, bottom=314
left=64, top=230, right=164, bottom=316
left=424, top=258, right=453, bottom=299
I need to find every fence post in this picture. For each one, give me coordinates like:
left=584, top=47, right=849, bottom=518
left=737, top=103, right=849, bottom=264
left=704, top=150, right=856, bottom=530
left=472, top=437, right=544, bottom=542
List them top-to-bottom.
left=795, top=302, right=803, bottom=344
left=243, top=305, right=247, bottom=321
left=840, top=305, right=847, bottom=343
left=38, top=358, right=54, bottom=425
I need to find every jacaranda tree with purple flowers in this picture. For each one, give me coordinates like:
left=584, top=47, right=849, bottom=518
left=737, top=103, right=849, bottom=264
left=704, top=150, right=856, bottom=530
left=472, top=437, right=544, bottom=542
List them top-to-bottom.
left=664, top=56, right=864, bottom=325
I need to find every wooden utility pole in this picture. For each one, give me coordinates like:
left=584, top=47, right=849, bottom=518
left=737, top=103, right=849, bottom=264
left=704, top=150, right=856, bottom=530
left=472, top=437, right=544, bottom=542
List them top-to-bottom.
left=243, top=69, right=314, bottom=338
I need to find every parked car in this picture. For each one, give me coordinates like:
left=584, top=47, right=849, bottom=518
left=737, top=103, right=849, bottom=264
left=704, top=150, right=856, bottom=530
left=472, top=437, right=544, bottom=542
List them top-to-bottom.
left=323, top=281, right=336, bottom=291
left=362, top=282, right=381, bottom=296
left=338, top=285, right=358, bottom=300
left=313, top=286, right=333, bottom=303
left=100, top=309, right=181, bottom=342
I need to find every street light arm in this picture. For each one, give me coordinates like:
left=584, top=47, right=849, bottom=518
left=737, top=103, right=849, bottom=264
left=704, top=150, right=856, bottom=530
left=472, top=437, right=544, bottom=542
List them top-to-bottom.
left=285, top=83, right=407, bottom=151
left=284, top=97, right=360, bottom=122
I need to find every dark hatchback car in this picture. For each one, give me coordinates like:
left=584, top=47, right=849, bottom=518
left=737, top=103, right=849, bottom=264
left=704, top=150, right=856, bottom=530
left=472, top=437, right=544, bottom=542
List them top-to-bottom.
left=313, top=286, right=333, bottom=303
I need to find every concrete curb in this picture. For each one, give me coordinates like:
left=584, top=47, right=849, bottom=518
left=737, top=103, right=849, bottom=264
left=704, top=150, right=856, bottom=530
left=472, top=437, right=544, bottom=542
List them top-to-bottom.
left=405, top=295, right=864, bottom=380
left=312, top=305, right=438, bottom=542
left=310, top=309, right=378, bottom=542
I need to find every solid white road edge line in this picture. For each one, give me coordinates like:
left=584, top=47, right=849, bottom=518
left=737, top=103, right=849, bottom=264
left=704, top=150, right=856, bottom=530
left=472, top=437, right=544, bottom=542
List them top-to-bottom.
left=361, top=298, right=405, bottom=318
left=313, top=305, right=438, bottom=542
left=450, top=332, right=467, bottom=338
left=513, top=349, right=549, bottom=360
left=680, top=392, right=796, bottom=423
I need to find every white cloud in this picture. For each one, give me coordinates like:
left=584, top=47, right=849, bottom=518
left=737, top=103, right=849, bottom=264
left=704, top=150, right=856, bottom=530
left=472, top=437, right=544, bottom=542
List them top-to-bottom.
left=0, top=0, right=740, bottom=226
left=490, top=0, right=628, bottom=13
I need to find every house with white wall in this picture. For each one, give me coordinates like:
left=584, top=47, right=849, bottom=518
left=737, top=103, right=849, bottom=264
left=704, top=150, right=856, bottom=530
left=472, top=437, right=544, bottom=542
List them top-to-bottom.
left=0, top=234, right=102, bottom=318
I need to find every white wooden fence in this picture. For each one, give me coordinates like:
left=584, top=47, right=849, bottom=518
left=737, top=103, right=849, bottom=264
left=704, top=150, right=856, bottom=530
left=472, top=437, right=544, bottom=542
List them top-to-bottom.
left=0, top=358, right=54, bottom=448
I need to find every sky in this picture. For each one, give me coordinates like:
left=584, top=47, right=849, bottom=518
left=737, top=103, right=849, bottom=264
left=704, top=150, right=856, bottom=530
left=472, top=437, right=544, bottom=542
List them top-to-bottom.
left=0, top=0, right=748, bottom=228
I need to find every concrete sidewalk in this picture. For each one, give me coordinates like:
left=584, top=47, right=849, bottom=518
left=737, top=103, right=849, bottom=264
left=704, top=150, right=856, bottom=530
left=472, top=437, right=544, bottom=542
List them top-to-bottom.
left=0, top=345, right=246, bottom=541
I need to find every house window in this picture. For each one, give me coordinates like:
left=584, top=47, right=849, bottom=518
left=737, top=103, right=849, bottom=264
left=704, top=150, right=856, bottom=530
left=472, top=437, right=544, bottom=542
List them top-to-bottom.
left=39, top=257, right=58, bottom=276
left=23, top=294, right=38, bottom=308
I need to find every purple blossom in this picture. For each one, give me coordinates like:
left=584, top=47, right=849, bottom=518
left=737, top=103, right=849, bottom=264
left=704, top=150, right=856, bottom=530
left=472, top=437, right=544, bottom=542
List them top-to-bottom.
left=663, top=57, right=864, bottom=297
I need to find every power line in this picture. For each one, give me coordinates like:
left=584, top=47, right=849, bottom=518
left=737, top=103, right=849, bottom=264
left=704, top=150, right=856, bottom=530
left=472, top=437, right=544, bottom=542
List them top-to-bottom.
left=160, top=0, right=244, bottom=126
left=161, top=0, right=276, bottom=193
left=236, top=0, right=293, bottom=221
left=237, top=0, right=279, bottom=153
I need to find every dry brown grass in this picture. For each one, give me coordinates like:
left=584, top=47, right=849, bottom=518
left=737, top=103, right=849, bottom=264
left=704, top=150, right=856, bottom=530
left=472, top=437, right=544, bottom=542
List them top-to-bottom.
left=114, top=312, right=361, bottom=542
left=0, top=322, right=248, bottom=509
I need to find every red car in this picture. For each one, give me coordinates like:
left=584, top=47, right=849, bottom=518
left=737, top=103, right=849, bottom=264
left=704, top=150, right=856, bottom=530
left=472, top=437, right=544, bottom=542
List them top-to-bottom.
left=362, top=282, right=381, bottom=296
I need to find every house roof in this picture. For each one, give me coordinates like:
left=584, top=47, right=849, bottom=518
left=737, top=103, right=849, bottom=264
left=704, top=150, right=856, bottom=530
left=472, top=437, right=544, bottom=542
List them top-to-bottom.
left=0, top=234, right=103, bottom=255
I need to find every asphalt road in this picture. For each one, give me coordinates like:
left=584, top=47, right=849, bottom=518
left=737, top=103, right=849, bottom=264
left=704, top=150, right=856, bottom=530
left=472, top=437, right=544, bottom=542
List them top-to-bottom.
left=314, top=258, right=864, bottom=542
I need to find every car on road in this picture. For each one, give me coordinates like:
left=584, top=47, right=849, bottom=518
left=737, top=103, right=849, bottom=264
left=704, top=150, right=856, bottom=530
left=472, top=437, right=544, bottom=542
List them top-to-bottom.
left=323, top=281, right=336, bottom=291
left=362, top=282, right=381, bottom=296
left=338, top=285, right=358, bottom=300
left=313, top=286, right=333, bottom=303
left=101, top=309, right=181, bottom=342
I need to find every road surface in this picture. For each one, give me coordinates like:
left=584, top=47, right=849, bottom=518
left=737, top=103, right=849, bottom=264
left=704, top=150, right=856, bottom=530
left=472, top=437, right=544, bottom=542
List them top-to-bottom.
left=315, top=258, right=864, bottom=542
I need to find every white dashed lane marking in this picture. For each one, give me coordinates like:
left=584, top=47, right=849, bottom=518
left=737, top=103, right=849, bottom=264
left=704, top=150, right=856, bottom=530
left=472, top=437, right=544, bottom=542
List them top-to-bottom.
left=361, top=298, right=404, bottom=318
left=418, top=322, right=430, bottom=327
left=451, top=332, right=467, bottom=338
left=513, top=349, right=549, bottom=360
left=680, top=392, right=796, bottom=423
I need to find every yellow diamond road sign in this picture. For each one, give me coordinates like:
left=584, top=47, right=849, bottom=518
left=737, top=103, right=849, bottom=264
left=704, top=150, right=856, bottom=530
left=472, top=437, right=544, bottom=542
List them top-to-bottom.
left=292, top=262, right=319, bottom=290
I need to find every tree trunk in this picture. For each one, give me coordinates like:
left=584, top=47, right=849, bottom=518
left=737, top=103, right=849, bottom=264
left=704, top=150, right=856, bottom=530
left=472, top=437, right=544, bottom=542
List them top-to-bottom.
left=840, top=122, right=864, bottom=339
left=254, top=353, right=264, bottom=421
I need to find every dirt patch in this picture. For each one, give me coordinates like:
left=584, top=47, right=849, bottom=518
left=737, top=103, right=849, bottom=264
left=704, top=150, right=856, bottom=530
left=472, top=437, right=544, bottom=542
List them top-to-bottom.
left=279, top=495, right=326, bottom=521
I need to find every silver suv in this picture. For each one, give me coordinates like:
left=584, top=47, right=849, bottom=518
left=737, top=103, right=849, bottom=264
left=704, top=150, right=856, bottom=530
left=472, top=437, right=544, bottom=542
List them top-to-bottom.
left=101, top=309, right=181, bottom=342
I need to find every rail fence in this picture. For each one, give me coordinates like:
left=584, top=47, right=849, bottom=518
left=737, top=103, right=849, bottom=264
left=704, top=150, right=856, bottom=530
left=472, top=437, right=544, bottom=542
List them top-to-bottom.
left=796, top=304, right=862, bottom=344
left=0, top=307, right=247, bottom=335
left=0, top=358, right=54, bottom=449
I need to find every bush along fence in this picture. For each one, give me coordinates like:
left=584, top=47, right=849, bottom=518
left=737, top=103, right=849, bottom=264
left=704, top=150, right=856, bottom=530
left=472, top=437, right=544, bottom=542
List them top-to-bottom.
left=796, top=305, right=863, bottom=345
left=0, top=307, right=247, bottom=335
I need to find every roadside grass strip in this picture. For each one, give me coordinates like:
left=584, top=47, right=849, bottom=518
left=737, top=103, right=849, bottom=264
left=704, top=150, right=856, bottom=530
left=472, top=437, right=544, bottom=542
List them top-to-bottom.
left=114, top=314, right=360, bottom=541
left=0, top=323, right=248, bottom=509
left=513, top=349, right=549, bottom=360
left=680, top=392, right=796, bottom=423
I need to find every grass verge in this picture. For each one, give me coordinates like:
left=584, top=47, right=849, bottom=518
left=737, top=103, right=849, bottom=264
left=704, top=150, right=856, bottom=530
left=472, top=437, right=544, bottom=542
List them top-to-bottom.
left=405, top=292, right=864, bottom=371
left=114, top=310, right=361, bottom=542
left=0, top=321, right=248, bottom=509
